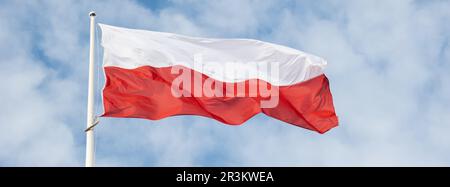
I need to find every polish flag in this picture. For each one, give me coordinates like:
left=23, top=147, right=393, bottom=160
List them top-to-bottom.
left=99, top=24, right=338, bottom=133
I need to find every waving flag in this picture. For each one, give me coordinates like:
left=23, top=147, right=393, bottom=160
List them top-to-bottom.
left=99, top=24, right=338, bottom=133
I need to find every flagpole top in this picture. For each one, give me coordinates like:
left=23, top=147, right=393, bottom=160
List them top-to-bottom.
left=89, top=11, right=96, bottom=17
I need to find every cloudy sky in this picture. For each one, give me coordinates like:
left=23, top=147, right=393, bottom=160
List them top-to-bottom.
left=0, top=0, right=449, bottom=166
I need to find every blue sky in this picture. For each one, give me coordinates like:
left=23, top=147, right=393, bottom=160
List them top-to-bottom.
left=0, top=0, right=449, bottom=166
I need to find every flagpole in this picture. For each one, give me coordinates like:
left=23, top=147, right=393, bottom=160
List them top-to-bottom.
left=85, top=11, right=97, bottom=167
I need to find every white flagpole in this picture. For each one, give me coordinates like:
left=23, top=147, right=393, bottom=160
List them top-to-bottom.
left=85, top=11, right=97, bottom=167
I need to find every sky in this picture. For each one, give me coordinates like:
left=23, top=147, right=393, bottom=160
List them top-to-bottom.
left=0, top=0, right=449, bottom=166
